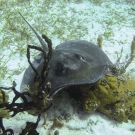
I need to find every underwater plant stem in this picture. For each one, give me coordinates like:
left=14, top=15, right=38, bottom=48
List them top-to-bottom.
left=124, top=37, right=135, bottom=70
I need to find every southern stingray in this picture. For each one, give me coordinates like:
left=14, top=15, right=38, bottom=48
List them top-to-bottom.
left=19, top=13, right=112, bottom=97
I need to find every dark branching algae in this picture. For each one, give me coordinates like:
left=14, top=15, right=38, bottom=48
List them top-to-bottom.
left=0, top=12, right=135, bottom=134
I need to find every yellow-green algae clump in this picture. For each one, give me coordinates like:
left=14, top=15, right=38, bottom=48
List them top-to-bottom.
left=76, top=75, right=135, bottom=122
left=0, top=90, right=10, bottom=118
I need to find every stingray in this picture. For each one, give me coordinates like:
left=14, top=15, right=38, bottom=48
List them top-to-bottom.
left=19, top=13, right=113, bottom=97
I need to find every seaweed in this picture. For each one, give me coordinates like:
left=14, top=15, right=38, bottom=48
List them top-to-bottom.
left=89, top=0, right=107, bottom=5
left=131, top=8, right=135, bottom=11
left=0, top=34, right=53, bottom=134
left=0, top=35, right=53, bottom=115
left=97, top=35, right=103, bottom=49
left=19, top=114, right=40, bottom=135
left=0, top=115, right=40, bottom=135
left=0, top=117, right=14, bottom=135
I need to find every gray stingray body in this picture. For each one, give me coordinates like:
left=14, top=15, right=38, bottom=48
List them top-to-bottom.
left=19, top=13, right=113, bottom=97
left=21, top=40, right=112, bottom=97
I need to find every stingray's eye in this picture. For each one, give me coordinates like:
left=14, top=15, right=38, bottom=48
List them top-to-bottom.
left=74, top=53, right=86, bottom=62
left=55, top=62, right=67, bottom=76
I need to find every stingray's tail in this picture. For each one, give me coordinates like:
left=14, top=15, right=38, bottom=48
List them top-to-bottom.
left=18, top=12, right=48, bottom=52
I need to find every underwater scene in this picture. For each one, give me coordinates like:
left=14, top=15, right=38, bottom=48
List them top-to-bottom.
left=0, top=0, right=135, bottom=135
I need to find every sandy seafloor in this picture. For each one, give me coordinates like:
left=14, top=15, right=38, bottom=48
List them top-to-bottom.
left=0, top=0, right=135, bottom=135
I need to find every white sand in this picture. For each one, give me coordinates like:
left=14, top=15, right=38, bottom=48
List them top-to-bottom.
left=0, top=0, right=135, bottom=135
